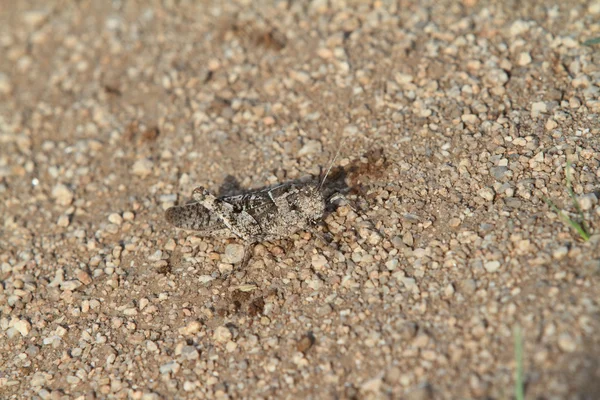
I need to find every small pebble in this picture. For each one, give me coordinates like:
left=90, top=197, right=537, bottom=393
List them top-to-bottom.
left=0, top=5, right=596, bottom=399
left=517, top=52, right=532, bottom=66
left=531, top=101, right=548, bottom=117
left=461, top=114, right=479, bottom=124
left=545, top=119, right=558, bottom=130
left=298, top=140, right=322, bottom=157
left=132, top=158, right=154, bottom=177
left=52, top=184, right=74, bottom=206
left=478, top=188, right=495, bottom=202
left=578, top=194, right=597, bottom=211
left=108, top=213, right=123, bottom=225
left=57, top=215, right=70, bottom=227
left=448, top=218, right=461, bottom=228
left=403, top=232, right=414, bottom=247
left=164, top=239, right=176, bottom=251
left=222, top=244, right=245, bottom=264
left=553, top=246, right=568, bottom=260
left=148, top=250, right=163, bottom=262
left=311, top=254, right=328, bottom=269
left=385, top=258, right=398, bottom=271
left=484, top=261, right=501, bottom=273
left=218, top=263, right=233, bottom=274
left=76, top=269, right=92, bottom=285
left=402, top=277, right=418, bottom=291
left=60, top=280, right=82, bottom=291
left=444, top=283, right=455, bottom=297
left=317, top=304, right=333, bottom=316
left=13, top=319, right=31, bottom=336
left=180, top=321, right=202, bottom=336
left=213, top=326, right=233, bottom=343
left=557, top=333, right=577, bottom=352
left=297, top=334, right=315, bottom=353
left=226, top=341, right=238, bottom=352
left=179, top=345, right=199, bottom=360
left=159, top=361, right=180, bottom=375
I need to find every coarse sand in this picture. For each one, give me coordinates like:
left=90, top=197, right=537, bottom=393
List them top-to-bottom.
left=1, top=1, right=600, bottom=399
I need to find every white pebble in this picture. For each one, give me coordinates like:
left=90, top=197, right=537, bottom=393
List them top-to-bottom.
left=510, top=20, right=531, bottom=37
left=517, top=52, right=532, bottom=66
left=394, top=72, right=414, bottom=85
left=531, top=101, right=548, bottom=118
left=461, top=114, right=479, bottom=125
left=545, top=119, right=558, bottom=130
left=513, top=137, right=527, bottom=146
left=298, top=140, right=322, bottom=157
left=131, top=158, right=154, bottom=177
left=52, top=184, right=74, bottom=206
left=478, top=187, right=495, bottom=202
left=578, top=194, right=597, bottom=211
left=108, top=213, right=123, bottom=225
left=57, top=215, right=70, bottom=227
left=222, top=244, right=245, bottom=264
left=553, top=246, right=568, bottom=260
left=413, top=248, right=427, bottom=258
left=148, top=250, right=163, bottom=262
left=311, top=254, right=328, bottom=269
left=385, top=258, right=398, bottom=271
left=484, top=261, right=501, bottom=273
left=218, top=263, right=233, bottom=274
left=198, top=275, right=215, bottom=283
left=401, top=277, right=418, bottom=291
left=307, top=278, right=323, bottom=291
left=60, top=280, right=81, bottom=291
left=444, top=283, right=455, bottom=297
left=139, top=298, right=149, bottom=310
left=123, top=308, right=138, bottom=316
left=13, top=319, right=31, bottom=336
left=179, top=321, right=202, bottom=336
left=55, top=326, right=67, bottom=336
left=213, top=326, right=232, bottom=343
left=557, top=333, right=577, bottom=352
left=146, top=341, right=158, bottom=352
left=226, top=341, right=238, bottom=352
left=179, top=345, right=199, bottom=360
left=159, top=361, right=180, bottom=375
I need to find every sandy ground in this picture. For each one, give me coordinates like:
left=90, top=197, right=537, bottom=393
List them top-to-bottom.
left=1, top=1, right=600, bottom=399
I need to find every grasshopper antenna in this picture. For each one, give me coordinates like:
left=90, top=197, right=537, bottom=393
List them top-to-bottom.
left=318, top=139, right=346, bottom=191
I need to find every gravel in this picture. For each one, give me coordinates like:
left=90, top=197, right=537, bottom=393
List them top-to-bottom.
left=1, top=1, right=600, bottom=399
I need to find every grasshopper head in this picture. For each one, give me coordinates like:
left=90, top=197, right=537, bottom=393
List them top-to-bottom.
left=295, top=182, right=326, bottom=224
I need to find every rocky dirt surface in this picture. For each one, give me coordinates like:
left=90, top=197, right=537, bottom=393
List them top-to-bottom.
left=2, top=1, right=600, bottom=399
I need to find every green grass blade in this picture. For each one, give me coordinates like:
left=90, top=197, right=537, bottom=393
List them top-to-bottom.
left=583, top=37, right=600, bottom=46
left=564, top=161, right=591, bottom=241
left=543, top=196, right=590, bottom=241
left=514, top=327, right=525, bottom=400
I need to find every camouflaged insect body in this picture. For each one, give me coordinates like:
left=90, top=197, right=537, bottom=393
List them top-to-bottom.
left=165, top=180, right=326, bottom=243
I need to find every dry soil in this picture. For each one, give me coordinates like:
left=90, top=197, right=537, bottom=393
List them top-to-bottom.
left=1, top=1, right=600, bottom=399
